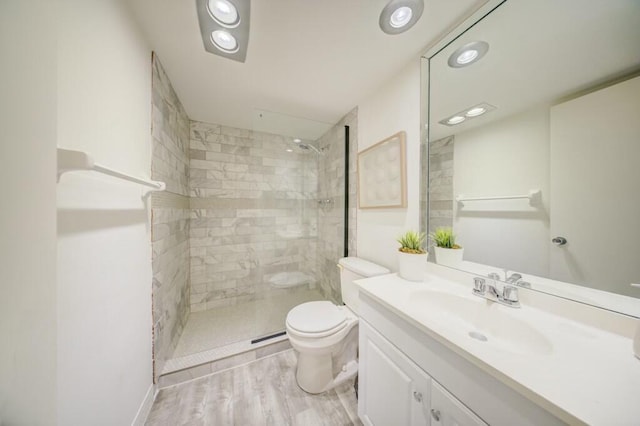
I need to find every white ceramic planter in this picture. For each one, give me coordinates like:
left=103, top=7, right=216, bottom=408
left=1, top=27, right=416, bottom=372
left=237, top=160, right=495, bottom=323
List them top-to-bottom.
left=434, top=247, right=464, bottom=268
left=397, top=251, right=427, bottom=281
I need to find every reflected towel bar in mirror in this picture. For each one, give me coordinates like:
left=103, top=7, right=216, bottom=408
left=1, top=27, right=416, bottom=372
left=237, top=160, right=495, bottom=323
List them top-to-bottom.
left=456, top=189, right=541, bottom=206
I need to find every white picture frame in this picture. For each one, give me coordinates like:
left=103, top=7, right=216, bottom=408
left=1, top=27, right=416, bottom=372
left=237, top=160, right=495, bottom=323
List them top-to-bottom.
left=357, top=131, right=407, bottom=209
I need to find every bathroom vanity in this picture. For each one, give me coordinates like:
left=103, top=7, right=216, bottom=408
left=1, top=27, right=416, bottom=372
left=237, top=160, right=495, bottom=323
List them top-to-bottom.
left=355, top=265, right=640, bottom=425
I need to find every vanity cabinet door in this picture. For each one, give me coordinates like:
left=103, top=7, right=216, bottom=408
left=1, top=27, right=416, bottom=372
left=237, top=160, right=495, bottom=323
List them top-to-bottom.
left=359, top=320, right=432, bottom=426
left=430, top=381, right=487, bottom=426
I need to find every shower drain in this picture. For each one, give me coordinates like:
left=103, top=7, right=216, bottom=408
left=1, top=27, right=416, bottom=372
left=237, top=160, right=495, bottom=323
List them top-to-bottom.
left=468, top=330, right=488, bottom=342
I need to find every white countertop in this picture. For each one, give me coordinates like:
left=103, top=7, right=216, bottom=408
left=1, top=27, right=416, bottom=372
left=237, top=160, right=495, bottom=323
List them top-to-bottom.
left=355, top=272, right=640, bottom=425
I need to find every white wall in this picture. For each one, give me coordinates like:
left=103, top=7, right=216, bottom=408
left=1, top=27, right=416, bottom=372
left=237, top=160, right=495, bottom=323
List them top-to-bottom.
left=57, top=1, right=154, bottom=425
left=0, top=2, right=58, bottom=424
left=357, top=60, right=422, bottom=271
left=453, top=106, right=550, bottom=276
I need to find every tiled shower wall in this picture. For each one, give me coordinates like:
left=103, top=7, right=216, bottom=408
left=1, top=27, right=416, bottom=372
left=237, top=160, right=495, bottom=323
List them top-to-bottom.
left=151, top=54, right=190, bottom=378
left=150, top=56, right=358, bottom=352
left=316, top=108, right=358, bottom=303
left=188, top=121, right=319, bottom=312
left=428, top=135, right=454, bottom=236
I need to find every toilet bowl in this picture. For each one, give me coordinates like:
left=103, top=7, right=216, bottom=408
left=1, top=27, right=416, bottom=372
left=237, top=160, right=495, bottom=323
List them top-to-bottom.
left=286, top=257, right=390, bottom=394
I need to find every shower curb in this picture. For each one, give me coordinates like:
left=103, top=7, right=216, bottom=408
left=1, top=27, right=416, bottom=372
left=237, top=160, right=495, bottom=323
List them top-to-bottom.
left=158, top=334, right=291, bottom=388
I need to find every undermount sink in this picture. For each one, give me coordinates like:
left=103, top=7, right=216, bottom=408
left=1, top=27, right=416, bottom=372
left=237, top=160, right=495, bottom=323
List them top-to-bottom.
left=407, top=289, right=553, bottom=356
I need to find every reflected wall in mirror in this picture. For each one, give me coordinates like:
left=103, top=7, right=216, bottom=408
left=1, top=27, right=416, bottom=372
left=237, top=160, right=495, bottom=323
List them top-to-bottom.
left=424, top=0, right=640, bottom=316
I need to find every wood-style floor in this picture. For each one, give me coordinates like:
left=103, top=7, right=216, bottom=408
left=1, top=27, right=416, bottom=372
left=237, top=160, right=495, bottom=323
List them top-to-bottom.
left=146, top=349, right=362, bottom=425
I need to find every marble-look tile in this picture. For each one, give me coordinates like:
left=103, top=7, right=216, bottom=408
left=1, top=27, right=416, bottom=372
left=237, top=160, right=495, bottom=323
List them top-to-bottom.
left=151, top=53, right=191, bottom=381
left=315, top=107, right=358, bottom=303
left=185, top=110, right=357, bottom=310
left=187, top=120, right=323, bottom=311
left=428, top=135, right=455, bottom=234
left=146, top=350, right=362, bottom=426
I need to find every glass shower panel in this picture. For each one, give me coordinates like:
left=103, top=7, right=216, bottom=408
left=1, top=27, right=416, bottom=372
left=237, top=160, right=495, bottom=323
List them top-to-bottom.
left=316, top=123, right=353, bottom=304
left=255, top=137, right=324, bottom=341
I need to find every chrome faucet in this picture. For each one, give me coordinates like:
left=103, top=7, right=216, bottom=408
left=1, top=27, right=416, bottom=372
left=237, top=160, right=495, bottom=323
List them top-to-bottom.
left=490, top=270, right=532, bottom=289
left=507, top=272, right=532, bottom=288
left=473, top=277, right=520, bottom=308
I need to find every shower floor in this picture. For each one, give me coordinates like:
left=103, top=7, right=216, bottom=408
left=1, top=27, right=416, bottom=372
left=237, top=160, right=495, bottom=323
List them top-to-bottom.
left=171, top=288, right=324, bottom=358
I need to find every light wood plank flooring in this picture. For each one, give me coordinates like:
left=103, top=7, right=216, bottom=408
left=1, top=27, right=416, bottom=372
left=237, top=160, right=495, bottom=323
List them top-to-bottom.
left=146, top=349, right=362, bottom=425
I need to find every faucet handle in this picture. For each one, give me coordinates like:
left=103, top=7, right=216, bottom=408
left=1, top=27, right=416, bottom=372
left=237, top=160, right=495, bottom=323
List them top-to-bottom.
left=506, top=272, right=522, bottom=284
left=473, top=277, right=486, bottom=295
left=502, top=285, right=520, bottom=306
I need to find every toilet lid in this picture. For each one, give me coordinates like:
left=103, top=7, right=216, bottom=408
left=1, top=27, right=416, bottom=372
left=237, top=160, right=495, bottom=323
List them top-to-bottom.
left=286, top=301, right=347, bottom=334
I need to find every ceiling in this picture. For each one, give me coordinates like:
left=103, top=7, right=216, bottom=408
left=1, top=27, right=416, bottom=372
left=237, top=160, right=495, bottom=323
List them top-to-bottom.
left=127, top=0, right=484, bottom=138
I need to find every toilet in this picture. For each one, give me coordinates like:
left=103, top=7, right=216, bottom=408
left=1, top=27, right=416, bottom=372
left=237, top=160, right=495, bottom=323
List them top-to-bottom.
left=286, top=257, right=390, bottom=394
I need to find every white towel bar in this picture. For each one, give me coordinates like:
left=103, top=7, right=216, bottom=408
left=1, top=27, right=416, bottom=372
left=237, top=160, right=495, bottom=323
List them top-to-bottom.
left=57, top=148, right=166, bottom=191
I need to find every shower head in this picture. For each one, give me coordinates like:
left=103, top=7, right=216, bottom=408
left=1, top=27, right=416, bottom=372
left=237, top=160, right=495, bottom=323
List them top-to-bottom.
left=297, top=143, right=324, bottom=155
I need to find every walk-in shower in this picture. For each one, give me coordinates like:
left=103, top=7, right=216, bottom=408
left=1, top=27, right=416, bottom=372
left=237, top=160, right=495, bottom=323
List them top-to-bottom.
left=150, top=72, right=357, bottom=382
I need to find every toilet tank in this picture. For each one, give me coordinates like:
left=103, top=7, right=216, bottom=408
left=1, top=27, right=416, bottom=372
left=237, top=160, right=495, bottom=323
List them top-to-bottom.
left=338, top=257, right=390, bottom=315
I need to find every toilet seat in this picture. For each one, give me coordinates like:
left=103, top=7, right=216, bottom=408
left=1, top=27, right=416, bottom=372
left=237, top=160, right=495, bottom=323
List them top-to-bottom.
left=286, top=301, right=349, bottom=338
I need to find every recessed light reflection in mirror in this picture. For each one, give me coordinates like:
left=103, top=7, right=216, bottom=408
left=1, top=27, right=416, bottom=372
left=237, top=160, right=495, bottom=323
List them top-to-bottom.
left=448, top=41, right=489, bottom=68
left=440, top=103, right=496, bottom=126
left=465, top=107, right=486, bottom=117
left=447, top=116, right=466, bottom=125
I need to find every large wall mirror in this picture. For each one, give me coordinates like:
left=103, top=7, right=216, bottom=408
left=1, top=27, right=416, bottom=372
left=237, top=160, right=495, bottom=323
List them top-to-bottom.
left=423, top=0, right=640, bottom=317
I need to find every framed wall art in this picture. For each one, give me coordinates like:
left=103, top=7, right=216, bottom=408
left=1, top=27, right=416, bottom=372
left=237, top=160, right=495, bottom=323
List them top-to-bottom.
left=357, top=131, right=407, bottom=209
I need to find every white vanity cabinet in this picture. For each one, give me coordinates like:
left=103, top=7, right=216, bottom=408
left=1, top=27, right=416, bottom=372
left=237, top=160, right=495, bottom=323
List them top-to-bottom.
left=357, top=292, right=565, bottom=426
left=359, top=319, right=487, bottom=426
left=359, top=319, right=431, bottom=425
left=430, top=381, right=487, bottom=426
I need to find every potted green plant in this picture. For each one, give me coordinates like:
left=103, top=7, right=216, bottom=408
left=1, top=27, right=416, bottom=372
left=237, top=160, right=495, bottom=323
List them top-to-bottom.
left=429, top=227, right=464, bottom=267
left=396, top=230, right=427, bottom=281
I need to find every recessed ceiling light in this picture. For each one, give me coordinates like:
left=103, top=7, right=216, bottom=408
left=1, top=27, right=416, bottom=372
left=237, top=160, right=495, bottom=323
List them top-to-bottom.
left=196, top=0, right=249, bottom=62
left=207, top=0, right=240, bottom=27
left=379, top=0, right=424, bottom=35
left=390, top=7, right=413, bottom=28
left=211, top=30, right=238, bottom=53
left=448, top=41, right=489, bottom=68
left=457, top=50, right=478, bottom=65
left=465, top=107, right=486, bottom=117
left=447, top=116, right=466, bottom=125
left=293, top=138, right=302, bottom=143
left=286, top=148, right=293, bottom=152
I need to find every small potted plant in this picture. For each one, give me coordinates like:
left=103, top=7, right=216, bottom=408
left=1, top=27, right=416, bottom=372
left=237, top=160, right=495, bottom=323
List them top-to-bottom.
left=429, top=227, right=463, bottom=267
left=396, top=230, right=427, bottom=281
